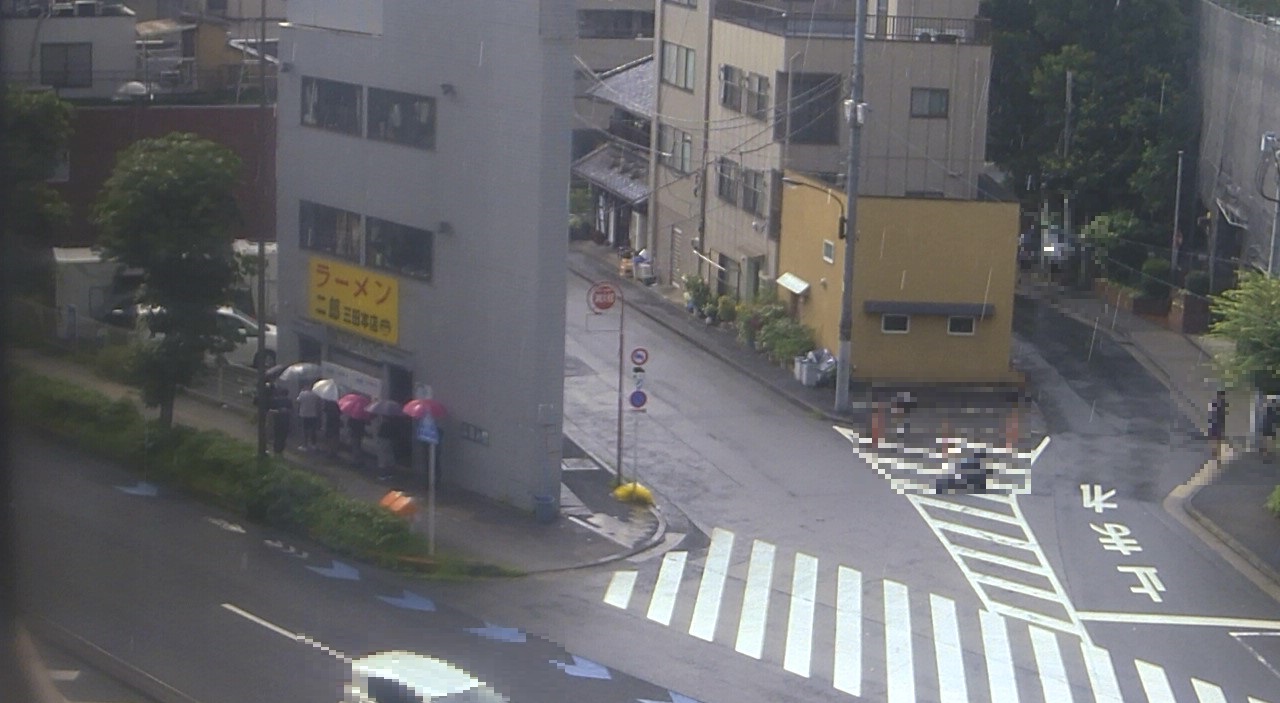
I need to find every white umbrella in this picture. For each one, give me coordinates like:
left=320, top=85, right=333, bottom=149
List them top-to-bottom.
left=278, top=362, right=322, bottom=382
left=312, top=378, right=343, bottom=401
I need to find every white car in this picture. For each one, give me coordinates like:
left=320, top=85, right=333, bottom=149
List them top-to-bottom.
left=109, top=304, right=277, bottom=369
left=342, top=651, right=509, bottom=703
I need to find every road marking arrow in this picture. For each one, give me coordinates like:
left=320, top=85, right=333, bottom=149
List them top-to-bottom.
left=115, top=481, right=158, bottom=497
left=204, top=517, right=246, bottom=533
left=263, top=539, right=308, bottom=559
left=306, top=560, right=360, bottom=581
left=376, top=589, right=435, bottom=612
left=465, top=623, right=526, bottom=643
left=550, top=654, right=611, bottom=680
left=638, top=692, right=702, bottom=703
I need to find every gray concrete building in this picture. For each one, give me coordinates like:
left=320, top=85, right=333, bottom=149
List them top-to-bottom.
left=274, top=0, right=574, bottom=513
left=647, top=0, right=993, bottom=298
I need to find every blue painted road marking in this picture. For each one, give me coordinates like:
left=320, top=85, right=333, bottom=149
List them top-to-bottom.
left=115, top=481, right=158, bottom=497
left=305, top=560, right=360, bottom=581
left=376, top=589, right=436, bottom=612
left=465, top=623, right=526, bottom=643
left=550, top=655, right=611, bottom=680
left=639, top=693, right=702, bottom=703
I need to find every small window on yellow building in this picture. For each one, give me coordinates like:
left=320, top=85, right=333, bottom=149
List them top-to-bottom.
left=822, top=239, right=835, bottom=263
left=882, top=314, right=909, bottom=334
left=948, top=316, right=976, bottom=335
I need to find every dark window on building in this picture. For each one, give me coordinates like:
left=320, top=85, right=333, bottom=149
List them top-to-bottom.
left=206, top=0, right=227, bottom=12
left=664, top=0, right=695, bottom=6
left=578, top=9, right=654, bottom=39
left=661, top=41, right=696, bottom=90
left=40, top=43, right=92, bottom=88
left=720, top=65, right=743, bottom=111
left=745, top=72, right=770, bottom=121
left=782, top=73, right=840, bottom=145
left=301, top=76, right=362, bottom=135
left=367, top=87, right=435, bottom=150
left=910, top=87, right=949, bottom=118
left=659, top=124, right=693, bottom=173
left=716, top=158, right=739, bottom=204
left=741, top=168, right=766, bottom=216
left=299, top=200, right=364, bottom=261
left=366, top=217, right=433, bottom=281
left=882, top=314, right=910, bottom=334
left=948, top=316, right=976, bottom=335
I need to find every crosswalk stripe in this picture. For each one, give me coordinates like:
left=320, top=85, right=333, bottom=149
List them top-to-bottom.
left=912, top=496, right=1023, bottom=525
left=931, top=520, right=1035, bottom=549
left=688, top=527, right=734, bottom=642
left=734, top=540, right=775, bottom=659
left=951, top=544, right=1048, bottom=575
left=646, top=551, right=687, bottom=625
left=783, top=552, right=818, bottom=677
left=832, top=566, right=862, bottom=696
left=603, top=570, right=637, bottom=609
left=971, top=571, right=1065, bottom=603
left=884, top=580, right=915, bottom=703
left=929, top=594, right=968, bottom=703
left=989, top=603, right=1079, bottom=635
left=979, top=610, right=1020, bottom=703
left=1028, top=625, right=1073, bottom=703
left=1080, top=643, right=1123, bottom=703
left=1135, top=659, right=1177, bottom=702
left=1192, top=678, right=1228, bottom=703
left=1248, top=697, right=1274, bottom=703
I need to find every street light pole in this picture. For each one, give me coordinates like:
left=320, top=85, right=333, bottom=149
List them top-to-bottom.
left=254, top=0, right=269, bottom=457
left=835, top=0, right=868, bottom=415
left=1171, top=149, right=1183, bottom=272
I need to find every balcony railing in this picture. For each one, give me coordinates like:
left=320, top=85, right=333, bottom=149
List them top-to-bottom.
left=715, top=0, right=991, bottom=45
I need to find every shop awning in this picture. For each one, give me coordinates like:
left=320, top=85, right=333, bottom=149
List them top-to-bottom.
left=571, top=143, right=649, bottom=204
left=1215, top=196, right=1249, bottom=229
left=776, top=272, right=810, bottom=295
left=864, top=300, right=994, bottom=317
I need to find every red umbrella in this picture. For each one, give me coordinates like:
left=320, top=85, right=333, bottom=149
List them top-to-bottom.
left=338, top=393, right=372, bottom=419
left=403, top=398, right=447, bottom=420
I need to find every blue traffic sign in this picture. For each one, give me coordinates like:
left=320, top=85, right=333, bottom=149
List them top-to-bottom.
left=629, top=390, right=647, bottom=408
left=416, top=417, right=440, bottom=444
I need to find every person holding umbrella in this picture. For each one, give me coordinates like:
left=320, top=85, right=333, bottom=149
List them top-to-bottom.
left=312, top=379, right=344, bottom=459
left=295, top=385, right=322, bottom=451
left=338, top=393, right=372, bottom=469
left=365, top=399, right=405, bottom=479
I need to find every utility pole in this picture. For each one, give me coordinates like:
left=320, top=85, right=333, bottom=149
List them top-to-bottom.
left=254, top=0, right=269, bottom=457
left=834, top=0, right=868, bottom=415
left=1062, top=70, right=1073, bottom=251
left=1171, top=149, right=1184, bottom=273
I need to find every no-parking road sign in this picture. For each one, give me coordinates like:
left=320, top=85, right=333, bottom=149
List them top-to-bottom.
left=631, top=347, right=649, bottom=366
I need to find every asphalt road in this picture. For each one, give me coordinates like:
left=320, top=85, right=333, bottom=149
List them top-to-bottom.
left=13, top=436, right=680, bottom=703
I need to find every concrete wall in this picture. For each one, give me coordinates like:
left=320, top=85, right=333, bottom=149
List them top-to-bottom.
left=276, top=0, right=572, bottom=511
left=1195, top=1, right=1280, bottom=273
left=2, top=14, right=137, bottom=99
left=780, top=172, right=1018, bottom=383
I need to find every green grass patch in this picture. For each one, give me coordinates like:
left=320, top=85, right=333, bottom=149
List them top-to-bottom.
left=1266, top=486, right=1280, bottom=518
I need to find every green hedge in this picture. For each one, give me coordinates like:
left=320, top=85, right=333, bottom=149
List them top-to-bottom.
left=9, top=368, right=505, bottom=577
left=1267, top=486, right=1280, bottom=518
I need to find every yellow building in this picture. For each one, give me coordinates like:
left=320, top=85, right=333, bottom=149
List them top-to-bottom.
left=778, top=172, right=1020, bottom=385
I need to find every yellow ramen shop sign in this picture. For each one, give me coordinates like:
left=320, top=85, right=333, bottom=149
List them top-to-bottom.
left=308, top=256, right=399, bottom=344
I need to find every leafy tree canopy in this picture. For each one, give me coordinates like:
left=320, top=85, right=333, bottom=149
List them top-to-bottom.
left=1, top=87, right=73, bottom=244
left=92, top=132, right=244, bottom=426
left=1211, top=270, right=1280, bottom=393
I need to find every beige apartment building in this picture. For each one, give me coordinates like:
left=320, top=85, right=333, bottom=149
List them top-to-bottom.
left=647, top=0, right=993, bottom=299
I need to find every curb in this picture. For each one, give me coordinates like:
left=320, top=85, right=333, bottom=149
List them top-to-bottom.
left=1183, top=493, right=1280, bottom=590
left=29, top=617, right=205, bottom=703
left=13, top=624, right=68, bottom=703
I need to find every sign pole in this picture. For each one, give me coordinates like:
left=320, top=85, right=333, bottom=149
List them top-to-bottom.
left=615, top=287, right=625, bottom=487
left=427, top=441, right=436, bottom=556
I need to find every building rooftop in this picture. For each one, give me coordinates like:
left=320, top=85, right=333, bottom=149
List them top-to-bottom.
left=586, top=55, right=653, bottom=119
left=572, top=142, right=650, bottom=204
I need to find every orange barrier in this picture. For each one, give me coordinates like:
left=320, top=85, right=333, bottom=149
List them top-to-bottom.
left=1006, top=408, right=1019, bottom=449
left=379, top=490, right=418, bottom=518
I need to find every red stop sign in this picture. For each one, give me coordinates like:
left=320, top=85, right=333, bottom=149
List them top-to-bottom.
left=588, top=282, right=617, bottom=313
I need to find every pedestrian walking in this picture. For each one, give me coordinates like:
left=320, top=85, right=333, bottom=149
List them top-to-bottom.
left=296, top=387, right=322, bottom=450
left=1208, top=389, right=1228, bottom=460
left=1261, top=395, right=1278, bottom=461
left=322, top=399, right=342, bottom=458
left=270, top=402, right=292, bottom=455
left=347, top=415, right=368, bottom=468
left=375, top=415, right=396, bottom=478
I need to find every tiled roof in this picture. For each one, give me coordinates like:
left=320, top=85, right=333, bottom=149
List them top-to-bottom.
left=586, top=55, right=653, bottom=118
left=571, top=143, right=650, bottom=204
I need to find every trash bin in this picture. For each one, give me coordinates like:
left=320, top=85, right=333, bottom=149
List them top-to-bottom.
left=794, top=357, right=820, bottom=387
left=533, top=494, right=557, bottom=524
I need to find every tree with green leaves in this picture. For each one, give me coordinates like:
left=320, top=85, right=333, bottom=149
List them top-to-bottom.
left=2, top=87, right=74, bottom=297
left=92, top=132, right=244, bottom=427
left=1210, top=269, right=1280, bottom=394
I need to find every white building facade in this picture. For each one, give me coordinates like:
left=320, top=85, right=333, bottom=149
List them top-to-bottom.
left=275, top=0, right=574, bottom=512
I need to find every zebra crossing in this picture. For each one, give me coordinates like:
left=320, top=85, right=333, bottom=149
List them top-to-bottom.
left=601, top=526, right=1274, bottom=702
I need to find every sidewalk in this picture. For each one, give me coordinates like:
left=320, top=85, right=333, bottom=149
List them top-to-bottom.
left=1015, top=275, right=1280, bottom=593
left=9, top=348, right=664, bottom=576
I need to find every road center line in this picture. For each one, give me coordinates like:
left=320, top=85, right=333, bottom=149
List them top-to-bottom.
left=688, top=527, right=733, bottom=641
left=221, top=603, right=349, bottom=663
left=1076, top=611, right=1280, bottom=630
